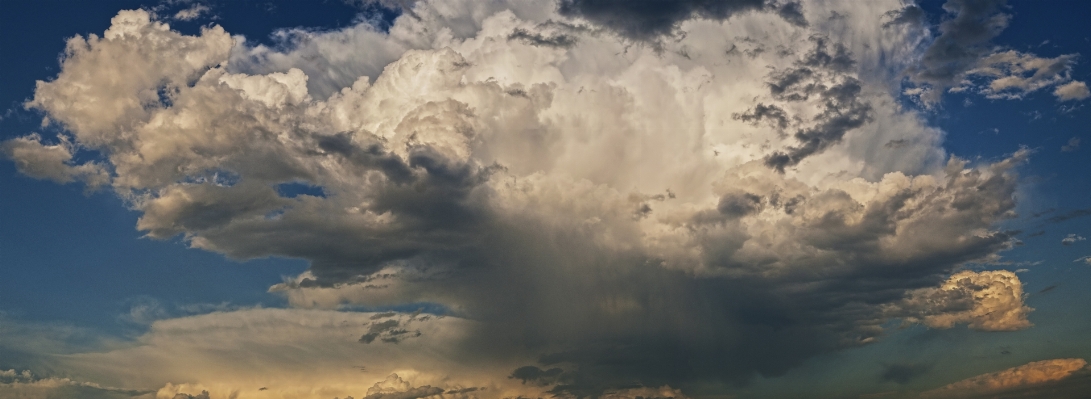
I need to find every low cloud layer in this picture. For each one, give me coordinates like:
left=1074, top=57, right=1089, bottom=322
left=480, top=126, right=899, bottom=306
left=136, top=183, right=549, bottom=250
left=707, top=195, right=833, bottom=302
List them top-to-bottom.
left=0, top=0, right=1056, bottom=397
left=922, top=358, right=1089, bottom=398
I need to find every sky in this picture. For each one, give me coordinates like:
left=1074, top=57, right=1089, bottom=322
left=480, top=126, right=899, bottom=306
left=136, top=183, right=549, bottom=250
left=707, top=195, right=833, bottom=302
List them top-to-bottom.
left=1, top=0, right=1090, bottom=398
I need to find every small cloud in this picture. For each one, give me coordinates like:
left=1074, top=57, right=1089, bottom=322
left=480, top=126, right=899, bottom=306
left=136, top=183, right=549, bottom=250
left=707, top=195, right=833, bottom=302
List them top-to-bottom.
left=174, top=4, right=210, bottom=21
left=1054, top=81, right=1090, bottom=101
left=1061, top=137, right=1080, bottom=152
left=884, top=139, right=908, bottom=149
left=1061, top=234, right=1086, bottom=245
left=1075, top=256, right=1091, bottom=265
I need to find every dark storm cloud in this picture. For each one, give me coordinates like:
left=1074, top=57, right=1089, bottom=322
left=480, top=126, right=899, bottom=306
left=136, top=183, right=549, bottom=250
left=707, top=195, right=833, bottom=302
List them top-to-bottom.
left=556, top=0, right=785, bottom=41
left=907, top=0, right=1009, bottom=92
left=775, top=2, right=808, bottom=27
left=881, top=4, right=925, bottom=28
left=2, top=5, right=1043, bottom=397
left=882, top=5, right=925, bottom=28
left=508, top=28, right=578, bottom=48
left=730, top=36, right=873, bottom=172
left=763, top=77, right=872, bottom=171
left=764, top=78, right=871, bottom=172
left=732, top=103, right=790, bottom=129
left=316, top=132, right=415, bottom=184
left=885, top=139, right=908, bottom=149
left=360, top=317, right=424, bottom=344
left=880, top=363, right=932, bottom=384
left=510, top=366, right=568, bottom=386
left=364, top=386, right=444, bottom=399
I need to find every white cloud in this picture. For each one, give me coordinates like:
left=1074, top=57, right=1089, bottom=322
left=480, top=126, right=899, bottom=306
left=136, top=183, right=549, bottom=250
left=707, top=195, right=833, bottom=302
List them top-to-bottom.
left=174, top=4, right=210, bottom=21
left=967, top=51, right=1078, bottom=100
left=1054, top=80, right=1090, bottom=101
left=1062, top=234, right=1086, bottom=246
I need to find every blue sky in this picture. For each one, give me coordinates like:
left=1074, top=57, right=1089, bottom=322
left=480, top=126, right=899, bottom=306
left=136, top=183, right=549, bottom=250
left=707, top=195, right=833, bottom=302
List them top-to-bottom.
left=1, top=1, right=1090, bottom=398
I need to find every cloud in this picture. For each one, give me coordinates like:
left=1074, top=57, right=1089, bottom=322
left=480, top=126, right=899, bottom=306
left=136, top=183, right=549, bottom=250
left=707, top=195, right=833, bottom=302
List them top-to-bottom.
left=555, top=0, right=766, bottom=41
left=904, top=0, right=1084, bottom=106
left=906, top=0, right=1010, bottom=104
left=0, top=1, right=1041, bottom=395
left=174, top=4, right=210, bottom=21
left=882, top=5, right=924, bottom=27
left=964, top=51, right=1079, bottom=100
left=1054, top=80, right=1090, bottom=101
left=0, top=134, right=110, bottom=188
left=1061, top=137, right=1080, bottom=152
left=1043, top=208, right=1091, bottom=224
left=1061, top=234, right=1086, bottom=246
left=1075, top=256, right=1091, bottom=265
left=891, top=270, right=1033, bottom=332
left=40, top=308, right=530, bottom=399
left=921, top=358, right=1088, bottom=398
left=879, top=363, right=931, bottom=385
left=0, top=369, right=153, bottom=399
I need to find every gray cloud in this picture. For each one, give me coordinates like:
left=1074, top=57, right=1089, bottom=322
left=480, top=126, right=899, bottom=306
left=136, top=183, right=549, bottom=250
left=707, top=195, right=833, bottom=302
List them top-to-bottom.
left=555, top=0, right=766, bottom=41
left=902, top=0, right=1083, bottom=106
left=906, top=0, right=1010, bottom=103
left=882, top=5, right=925, bottom=27
left=508, top=28, right=578, bottom=48
left=757, top=37, right=872, bottom=171
left=732, top=103, right=790, bottom=130
left=1061, top=137, right=1080, bottom=152
left=1045, top=208, right=1091, bottom=224
left=880, top=363, right=932, bottom=384
left=0, top=369, right=154, bottom=399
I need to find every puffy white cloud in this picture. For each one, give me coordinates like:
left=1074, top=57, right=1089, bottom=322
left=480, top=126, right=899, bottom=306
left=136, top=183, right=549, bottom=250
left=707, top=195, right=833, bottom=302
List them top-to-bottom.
left=1, top=0, right=1042, bottom=395
left=1054, top=80, right=1090, bottom=101
left=922, top=358, right=1088, bottom=398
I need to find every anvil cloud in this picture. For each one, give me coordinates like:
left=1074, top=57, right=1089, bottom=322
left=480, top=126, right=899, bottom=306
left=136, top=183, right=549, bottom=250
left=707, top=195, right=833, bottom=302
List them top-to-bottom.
left=2, top=0, right=1088, bottom=398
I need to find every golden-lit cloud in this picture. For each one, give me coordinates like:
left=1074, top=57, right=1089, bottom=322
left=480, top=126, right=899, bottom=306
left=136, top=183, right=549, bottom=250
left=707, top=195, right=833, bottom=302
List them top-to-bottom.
left=922, top=358, right=1088, bottom=398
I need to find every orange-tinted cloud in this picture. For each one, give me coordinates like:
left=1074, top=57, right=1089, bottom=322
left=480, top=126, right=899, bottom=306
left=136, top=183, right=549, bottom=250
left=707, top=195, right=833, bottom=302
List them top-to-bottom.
left=922, top=358, right=1087, bottom=398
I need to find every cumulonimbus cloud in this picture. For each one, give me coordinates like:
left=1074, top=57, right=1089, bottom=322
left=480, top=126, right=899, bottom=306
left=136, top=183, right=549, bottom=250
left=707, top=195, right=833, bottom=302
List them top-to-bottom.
left=1, top=0, right=1050, bottom=396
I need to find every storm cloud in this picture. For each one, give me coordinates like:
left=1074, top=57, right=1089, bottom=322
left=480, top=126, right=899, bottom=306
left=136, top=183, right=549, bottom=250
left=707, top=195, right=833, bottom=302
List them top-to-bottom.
left=1, top=1, right=1047, bottom=397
